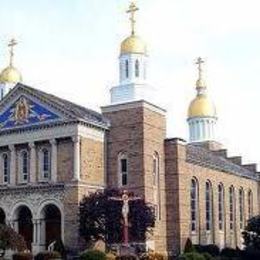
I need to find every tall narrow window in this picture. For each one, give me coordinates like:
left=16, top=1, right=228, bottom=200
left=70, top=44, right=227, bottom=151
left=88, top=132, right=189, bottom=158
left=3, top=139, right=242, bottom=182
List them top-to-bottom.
left=125, top=60, right=129, bottom=78
left=135, top=60, right=140, bottom=77
left=41, top=148, right=51, bottom=180
left=21, top=151, right=29, bottom=183
left=118, top=153, right=128, bottom=186
left=152, top=153, right=159, bottom=186
left=2, top=154, right=9, bottom=184
left=191, top=178, right=198, bottom=232
left=205, top=181, right=213, bottom=231
left=218, top=184, right=224, bottom=231
left=229, top=186, right=235, bottom=230
left=239, top=188, right=244, bottom=229
left=248, top=190, right=253, bottom=219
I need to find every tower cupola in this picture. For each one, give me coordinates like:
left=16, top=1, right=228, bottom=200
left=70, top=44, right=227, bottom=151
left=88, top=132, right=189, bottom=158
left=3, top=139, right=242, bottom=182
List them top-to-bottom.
left=187, top=58, right=217, bottom=142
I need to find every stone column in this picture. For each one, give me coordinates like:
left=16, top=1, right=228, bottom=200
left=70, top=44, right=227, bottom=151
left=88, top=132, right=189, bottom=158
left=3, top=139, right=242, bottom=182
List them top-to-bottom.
left=72, top=136, right=81, bottom=181
left=50, top=139, right=57, bottom=182
left=29, top=142, right=36, bottom=183
left=9, top=145, right=16, bottom=185
left=37, top=219, right=46, bottom=251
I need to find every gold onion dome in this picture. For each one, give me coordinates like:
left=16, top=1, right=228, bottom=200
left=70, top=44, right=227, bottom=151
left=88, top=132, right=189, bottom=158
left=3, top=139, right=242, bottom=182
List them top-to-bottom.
left=120, top=35, right=147, bottom=55
left=0, top=38, right=22, bottom=84
left=0, top=66, right=22, bottom=84
left=188, top=94, right=216, bottom=118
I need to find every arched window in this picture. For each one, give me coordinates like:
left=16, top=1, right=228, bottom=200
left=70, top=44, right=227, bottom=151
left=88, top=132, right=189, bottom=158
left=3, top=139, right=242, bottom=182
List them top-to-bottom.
left=125, top=60, right=129, bottom=78
left=135, top=60, right=140, bottom=77
left=41, top=148, right=51, bottom=180
left=20, top=151, right=29, bottom=183
left=2, top=153, right=10, bottom=184
left=118, top=153, right=128, bottom=186
left=152, top=153, right=159, bottom=186
left=191, top=178, right=198, bottom=232
left=205, top=181, right=213, bottom=231
left=218, top=183, right=224, bottom=231
left=229, top=186, right=235, bottom=230
left=239, top=188, right=244, bottom=229
left=248, top=190, right=253, bottom=219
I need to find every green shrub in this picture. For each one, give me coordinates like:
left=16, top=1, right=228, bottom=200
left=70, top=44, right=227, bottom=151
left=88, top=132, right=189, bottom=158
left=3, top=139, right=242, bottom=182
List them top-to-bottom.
left=184, top=238, right=195, bottom=253
left=80, top=249, right=106, bottom=260
left=34, top=251, right=62, bottom=260
left=12, top=252, right=33, bottom=260
left=177, top=252, right=205, bottom=260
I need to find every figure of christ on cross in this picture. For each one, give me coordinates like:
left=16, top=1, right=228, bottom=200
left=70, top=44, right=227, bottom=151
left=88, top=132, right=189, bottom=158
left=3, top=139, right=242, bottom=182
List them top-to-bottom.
left=110, top=190, right=141, bottom=246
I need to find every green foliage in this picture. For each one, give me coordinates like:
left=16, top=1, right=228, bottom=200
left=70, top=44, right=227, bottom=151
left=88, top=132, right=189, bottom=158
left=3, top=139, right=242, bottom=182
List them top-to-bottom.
left=79, top=189, right=155, bottom=244
left=242, top=215, right=260, bottom=251
left=0, top=224, right=27, bottom=251
left=184, top=238, right=195, bottom=253
left=80, top=249, right=106, bottom=260
left=34, top=251, right=62, bottom=260
left=12, top=252, right=33, bottom=260
left=177, top=252, right=205, bottom=260
left=201, top=252, right=213, bottom=260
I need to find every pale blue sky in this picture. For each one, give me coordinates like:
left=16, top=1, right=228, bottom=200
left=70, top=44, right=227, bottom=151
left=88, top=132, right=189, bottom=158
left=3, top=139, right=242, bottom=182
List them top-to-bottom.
left=1, top=0, right=260, bottom=167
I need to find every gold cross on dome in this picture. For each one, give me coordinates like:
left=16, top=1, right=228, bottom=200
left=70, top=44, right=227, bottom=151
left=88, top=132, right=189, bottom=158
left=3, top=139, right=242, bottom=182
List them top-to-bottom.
left=127, top=1, right=139, bottom=35
left=8, top=38, right=18, bottom=67
left=195, top=57, right=205, bottom=79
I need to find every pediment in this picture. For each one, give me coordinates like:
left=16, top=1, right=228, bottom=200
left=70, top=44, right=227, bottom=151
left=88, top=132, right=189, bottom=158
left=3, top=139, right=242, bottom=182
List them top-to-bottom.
left=0, top=85, right=71, bottom=132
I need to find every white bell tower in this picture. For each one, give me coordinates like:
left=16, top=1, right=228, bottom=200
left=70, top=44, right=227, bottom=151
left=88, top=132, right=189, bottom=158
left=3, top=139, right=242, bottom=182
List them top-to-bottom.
left=110, top=2, right=151, bottom=104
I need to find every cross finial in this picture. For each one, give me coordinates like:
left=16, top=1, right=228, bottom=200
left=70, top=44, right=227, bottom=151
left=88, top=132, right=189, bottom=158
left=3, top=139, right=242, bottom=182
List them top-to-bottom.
left=126, top=1, right=139, bottom=36
left=8, top=38, right=18, bottom=67
left=195, top=57, right=205, bottom=80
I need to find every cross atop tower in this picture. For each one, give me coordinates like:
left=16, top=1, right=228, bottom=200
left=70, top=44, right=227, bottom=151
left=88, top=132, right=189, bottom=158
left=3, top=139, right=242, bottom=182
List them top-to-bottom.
left=127, top=1, right=139, bottom=35
left=8, top=38, right=18, bottom=67
left=195, top=57, right=205, bottom=80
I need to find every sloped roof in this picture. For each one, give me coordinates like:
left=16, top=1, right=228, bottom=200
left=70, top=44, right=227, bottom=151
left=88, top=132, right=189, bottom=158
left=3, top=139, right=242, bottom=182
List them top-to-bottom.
left=0, top=83, right=109, bottom=131
left=186, top=144, right=257, bottom=180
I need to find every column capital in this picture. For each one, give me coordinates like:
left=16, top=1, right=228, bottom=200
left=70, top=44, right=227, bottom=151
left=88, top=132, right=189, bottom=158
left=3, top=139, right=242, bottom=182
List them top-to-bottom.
left=72, top=135, right=80, bottom=143
left=50, top=139, right=57, bottom=146
left=29, top=142, right=35, bottom=149
left=8, top=144, right=15, bottom=151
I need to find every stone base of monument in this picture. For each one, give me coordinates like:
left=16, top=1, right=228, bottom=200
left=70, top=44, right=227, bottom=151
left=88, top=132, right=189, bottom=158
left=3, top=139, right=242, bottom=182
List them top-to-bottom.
left=119, top=244, right=136, bottom=256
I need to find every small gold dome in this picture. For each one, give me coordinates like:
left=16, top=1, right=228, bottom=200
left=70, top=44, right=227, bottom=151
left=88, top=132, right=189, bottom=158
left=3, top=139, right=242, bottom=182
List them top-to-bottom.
left=120, top=35, right=147, bottom=55
left=0, top=66, right=22, bottom=84
left=188, top=94, right=216, bottom=118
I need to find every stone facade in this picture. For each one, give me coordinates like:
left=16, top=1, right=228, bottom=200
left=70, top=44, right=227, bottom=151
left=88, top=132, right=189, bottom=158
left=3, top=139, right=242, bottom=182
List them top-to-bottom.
left=0, top=85, right=259, bottom=258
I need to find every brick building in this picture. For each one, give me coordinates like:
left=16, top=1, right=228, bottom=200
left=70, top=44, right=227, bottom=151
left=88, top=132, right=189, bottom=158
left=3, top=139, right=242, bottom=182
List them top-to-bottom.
left=0, top=1, right=258, bottom=258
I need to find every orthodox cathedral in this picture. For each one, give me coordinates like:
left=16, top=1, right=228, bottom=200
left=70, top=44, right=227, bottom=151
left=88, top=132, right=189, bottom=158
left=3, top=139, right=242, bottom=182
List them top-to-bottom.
left=0, top=1, right=259, bottom=258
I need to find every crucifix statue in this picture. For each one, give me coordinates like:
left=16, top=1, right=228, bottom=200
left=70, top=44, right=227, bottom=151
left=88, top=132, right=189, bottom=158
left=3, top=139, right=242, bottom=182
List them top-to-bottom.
left=126, top=1, right=139, bottom=36
left=8, top=38, right=18, bottom=67
left=110, top=190, right=140, bottom=246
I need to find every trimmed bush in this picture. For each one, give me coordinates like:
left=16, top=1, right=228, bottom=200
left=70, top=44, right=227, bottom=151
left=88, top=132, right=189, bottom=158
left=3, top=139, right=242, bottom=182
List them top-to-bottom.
left=184, top=238, right=195, bottom=253
left=80, top=249, right=106, bottom=260
left=34, top=251, right=62, bottom=260
left=12, top=252, right=33, bottom=260
left=177, top=252, right=205, bottom=260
